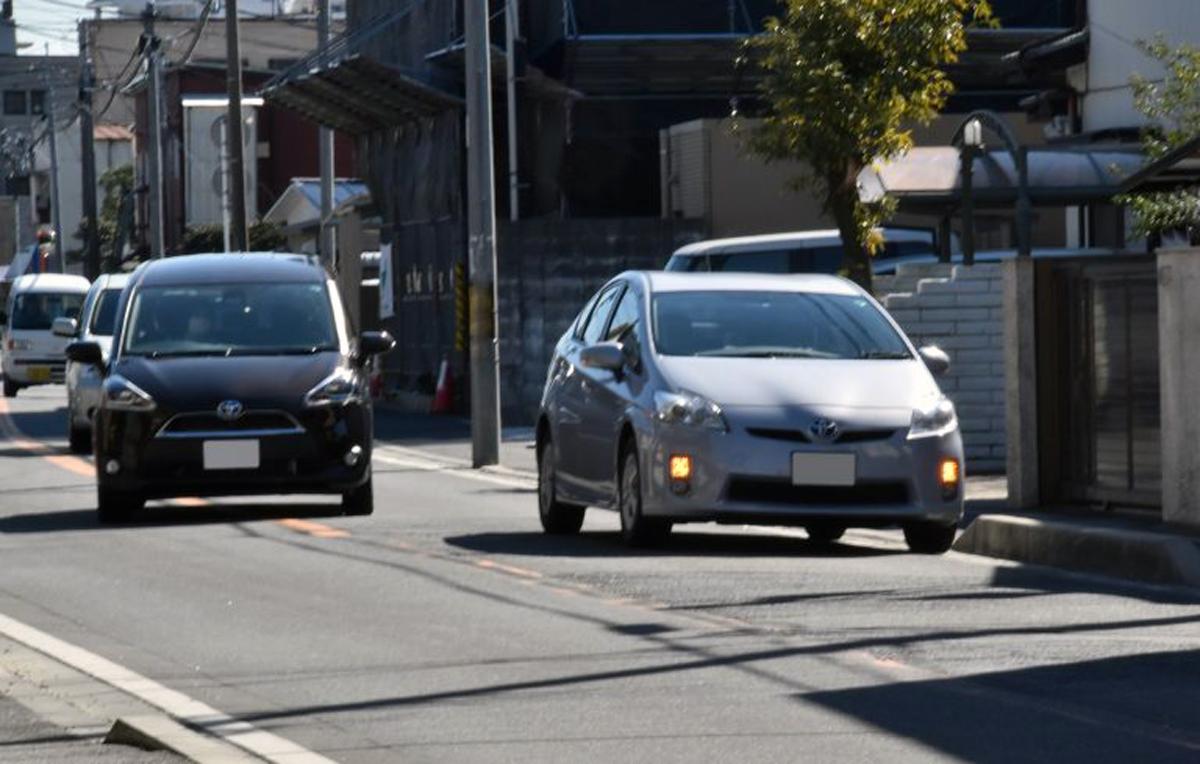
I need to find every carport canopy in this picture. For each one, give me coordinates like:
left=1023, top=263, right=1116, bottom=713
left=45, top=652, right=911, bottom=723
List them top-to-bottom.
left=859, top=146, right=1147, bottom=213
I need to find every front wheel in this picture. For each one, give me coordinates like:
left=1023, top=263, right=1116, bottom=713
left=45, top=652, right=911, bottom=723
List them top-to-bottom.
left=3, top=378, right=18, bottom=398
left=68, top=411, right=91, bottom=454
left=538, top=439, right=585, bottom=534
left=619, top=447, right=672, bottom=547
left=342, top=476, right=374, bottom=516
left=97, top=486, right=143, bottom=524
left=904, top=521, right=957, bottom=554
left=805, top=523, right=846, bottom=544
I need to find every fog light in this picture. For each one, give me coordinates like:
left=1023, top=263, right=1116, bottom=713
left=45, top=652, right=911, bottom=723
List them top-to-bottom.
left=343, top=445, right=363, bottom=468
left=669, top=454, right=692, bottom=481
left=939, top=458, right=960, bottom=499
left=105, top=459, right=120, bottom=475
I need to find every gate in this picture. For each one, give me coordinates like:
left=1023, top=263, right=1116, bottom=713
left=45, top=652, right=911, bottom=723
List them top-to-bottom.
left=1037, top=258, right=1161, bottom=509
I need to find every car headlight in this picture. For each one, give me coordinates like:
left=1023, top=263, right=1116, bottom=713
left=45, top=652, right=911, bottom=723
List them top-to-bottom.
left=305, top=368, right=364, bottom=407
left=103, top=375, right=156, bottom=412
left=654, top=390, right=728, bottom=432
left=908, top=396, right=958, bottom=439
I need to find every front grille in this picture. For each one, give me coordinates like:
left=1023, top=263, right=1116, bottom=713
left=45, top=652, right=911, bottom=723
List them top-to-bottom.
left=156, top=410, right=303, bottom=438
left=745, top=427, right=898, bottom=444
left=725, top=477, right=909, bottom=506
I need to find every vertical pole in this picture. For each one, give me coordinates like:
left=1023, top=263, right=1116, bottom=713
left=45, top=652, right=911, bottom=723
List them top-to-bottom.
left=224, top=0, right=248, bottom=251
left=317, top=0, right=335, bottom=266
left=465, top=0, right=501, bottom=467
left=505, top=0, right=519, bottom=222
left=143, top=5, right=165, bottom=258
left=79, top=21, right=99, bottom=278
left=44, top=45, right=64, bottom=272
left=960, top=144, right=975, bottom=267
left=1016, top=145, right=1032, bottom=258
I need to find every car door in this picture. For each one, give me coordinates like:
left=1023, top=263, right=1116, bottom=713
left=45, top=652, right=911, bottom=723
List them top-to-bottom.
left=555, top=283, right=623, bottom=499
left=576, top=283, right=648, bottom=501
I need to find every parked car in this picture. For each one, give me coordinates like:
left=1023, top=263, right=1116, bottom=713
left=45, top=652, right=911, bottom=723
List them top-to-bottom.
left=665, top=227, right=957, bottom=275
left=870, top=246, right=1128, bottom=275
left=66, top=253, right=394, bottom=522
left=536, top=271, right=964, bottom=553
left=1, top=273, right=90, bottom=397
left=55, top=273, right=130, bottom=453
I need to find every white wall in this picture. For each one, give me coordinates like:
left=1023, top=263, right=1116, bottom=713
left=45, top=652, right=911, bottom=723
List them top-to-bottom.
left=1084, top=0, right=1200, bottom=133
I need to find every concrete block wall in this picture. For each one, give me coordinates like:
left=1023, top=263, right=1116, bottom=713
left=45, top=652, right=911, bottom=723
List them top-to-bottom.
left=878, top=263, right=1006, bottom=474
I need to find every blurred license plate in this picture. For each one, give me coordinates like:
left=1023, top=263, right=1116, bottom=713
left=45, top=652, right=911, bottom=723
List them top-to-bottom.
left=27, top=367, right=50, bottom=382
left=203, top=440, right=260, bottom=470
left=792, top=453, right=855, bottom=486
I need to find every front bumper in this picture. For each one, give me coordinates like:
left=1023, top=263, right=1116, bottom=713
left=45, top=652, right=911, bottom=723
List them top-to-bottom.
left=4, top=356, right=66, bottom=385
left=95, top=403, right=373, bottom=499
left=640, top=415, right=964, bottom=527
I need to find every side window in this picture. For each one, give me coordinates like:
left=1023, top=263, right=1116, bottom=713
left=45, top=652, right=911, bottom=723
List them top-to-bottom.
left=710, top=250, right=790, bottom=273
left=580, top=285, right=622, bottom=345
left=606, top=288, right=641, bottom=343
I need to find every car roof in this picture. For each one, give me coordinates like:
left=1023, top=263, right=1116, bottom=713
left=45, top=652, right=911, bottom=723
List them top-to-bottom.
left=671, top=227, right=934, bottom=257
left=134, top=253, right=325, bottom=287
left=636, top=270, right=862, bottom=296
left=93, top=272, right=132, bottom=289
left=10, top=273, right=91, bottom=293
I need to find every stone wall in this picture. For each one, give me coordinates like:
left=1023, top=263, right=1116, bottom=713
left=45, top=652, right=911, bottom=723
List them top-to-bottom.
left=876, top=263, right=1006, bottom=474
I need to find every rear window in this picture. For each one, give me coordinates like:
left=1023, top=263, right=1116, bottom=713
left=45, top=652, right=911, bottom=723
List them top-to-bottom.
left=669, top=247, right=845, bottom=275
left=11, top=291, right=84, bottom=330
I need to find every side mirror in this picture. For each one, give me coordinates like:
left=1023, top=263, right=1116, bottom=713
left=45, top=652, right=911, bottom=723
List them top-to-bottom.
left=52, top=316, right=78, bottom=338
left=358, top=331, right=395, bottom=358
left=66, top=340, right=104, bottom=368
left=580, top=342, right=626, bottom=372
left=919, top=345, right=951, bottom=377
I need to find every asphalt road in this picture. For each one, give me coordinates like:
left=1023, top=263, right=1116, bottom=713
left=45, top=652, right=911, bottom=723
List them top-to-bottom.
left=1, top=385, right=1198, bottom=762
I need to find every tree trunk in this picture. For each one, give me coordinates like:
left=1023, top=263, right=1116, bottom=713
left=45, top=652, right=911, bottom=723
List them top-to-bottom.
left=828, top=174, right=873, bottom=293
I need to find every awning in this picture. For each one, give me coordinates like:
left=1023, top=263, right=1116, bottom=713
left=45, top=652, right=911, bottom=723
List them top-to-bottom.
left=1119, top=135, right=1200, bottom=194
left=860, top=146, right=1147, bottom=213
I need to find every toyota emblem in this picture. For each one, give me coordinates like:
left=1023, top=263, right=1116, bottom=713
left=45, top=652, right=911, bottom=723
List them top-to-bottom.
left=216, top=400, right=245, bottom=421
left=809, top=417, right=840, bottom=444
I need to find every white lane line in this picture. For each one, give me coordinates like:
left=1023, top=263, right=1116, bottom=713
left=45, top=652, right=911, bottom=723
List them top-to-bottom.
left=373, top=450, right=535, bottom=490
left=0, top=612, right=336, bottom=764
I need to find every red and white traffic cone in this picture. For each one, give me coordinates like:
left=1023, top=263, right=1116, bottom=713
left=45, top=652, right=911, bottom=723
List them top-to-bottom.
left=431, top=358, right=454, bottom=414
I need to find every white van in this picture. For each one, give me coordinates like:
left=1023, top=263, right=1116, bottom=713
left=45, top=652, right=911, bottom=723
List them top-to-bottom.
left=664, top=227, right=955, bottom=274
left=2, top=273, right=90, bottom=397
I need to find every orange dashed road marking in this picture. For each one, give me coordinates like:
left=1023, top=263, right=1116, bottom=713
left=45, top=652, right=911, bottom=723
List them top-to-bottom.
left=276, top=518, right=351, bottom=539
left=475, top=558, right=543, bottom=579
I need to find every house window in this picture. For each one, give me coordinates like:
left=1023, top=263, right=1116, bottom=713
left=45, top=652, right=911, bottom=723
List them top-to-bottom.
left=3, top=90, right=26, bottom=115
left=30, top=90, right=45, bottom=116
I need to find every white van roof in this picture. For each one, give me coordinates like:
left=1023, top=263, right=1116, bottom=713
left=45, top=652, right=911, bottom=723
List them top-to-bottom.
left=672, top=227, right=935, bottom=257
left=10, top=273, right=91, bottom=294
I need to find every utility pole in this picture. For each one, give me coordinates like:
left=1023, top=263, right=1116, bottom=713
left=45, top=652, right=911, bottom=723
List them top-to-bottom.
left=224, top=0, right=248, bottom=251
left=317, top=0, right=334, bottom=267
left=465, top=0, right=501, bottom=467
left=504, top=0, right=519, bottom=222
left=143, top=4, right=165, bottom=258
left=79, top=20, right=99, bottom=278
left=43, top=44, right=63, bottom=272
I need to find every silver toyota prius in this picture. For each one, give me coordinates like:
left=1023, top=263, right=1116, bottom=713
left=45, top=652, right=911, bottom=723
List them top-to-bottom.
left=536, top=271, right=964, bottom=553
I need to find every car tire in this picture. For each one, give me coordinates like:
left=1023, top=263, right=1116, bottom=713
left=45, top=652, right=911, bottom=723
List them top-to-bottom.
left=3, top=378, right=18, bottom=398
left=68, top=411, right=91, bottom=454
left=537, top=438, right=585, bottom=534
left=619, top=446, right=672, bottom=547
left=342, top=476, right=374, bottom=516
left=97, top=486, right=143, bottom=524
left=903, top=521, right=957, bottom=554
left=805, top=523, right=846, bottom=544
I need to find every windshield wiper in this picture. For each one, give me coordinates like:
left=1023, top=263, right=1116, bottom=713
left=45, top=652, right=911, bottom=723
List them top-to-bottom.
left=227, top=345, right=338, bottom=356
left=142, top=349, right=232, bottom=359
left=696, top=349, right=838, bottom=359
left=860, top=350, right=912, bottom=360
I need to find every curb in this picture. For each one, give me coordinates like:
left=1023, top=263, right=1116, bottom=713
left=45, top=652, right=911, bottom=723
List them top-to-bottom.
left=953, top=514, right=1200, bottom=589
left=105, top=715, right=260, bottom=763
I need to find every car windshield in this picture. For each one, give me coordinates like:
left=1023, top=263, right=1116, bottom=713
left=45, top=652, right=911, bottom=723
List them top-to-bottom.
left=123, top=282, right=339, bottom=357
left=89, top=288, right=122, bottom=336
left=652, top=290, right=911, bottom=359
left=11, top=291, right=84, bottom=330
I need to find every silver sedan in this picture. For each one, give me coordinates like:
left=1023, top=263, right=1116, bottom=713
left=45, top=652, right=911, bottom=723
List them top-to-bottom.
left=536, top=271, right=964, bottom=553
left=57, top=273, right=129, bottom=453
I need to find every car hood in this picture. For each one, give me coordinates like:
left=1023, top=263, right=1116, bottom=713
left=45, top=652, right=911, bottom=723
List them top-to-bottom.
left=112, top=352, right=341, bottom=411
left=656, top=356, right=940, bottom=412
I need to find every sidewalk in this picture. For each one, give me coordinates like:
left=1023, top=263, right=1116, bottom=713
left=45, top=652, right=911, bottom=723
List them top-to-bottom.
left=376, top=409, right=1200, bottom=591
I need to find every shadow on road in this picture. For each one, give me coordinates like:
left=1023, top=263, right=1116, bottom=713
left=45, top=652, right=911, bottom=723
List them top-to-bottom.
left=5, top=406, right=71, bottom=442
left=0, top=503, right=346, bottom=533
left=444, top=530, right=903, bottom=559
